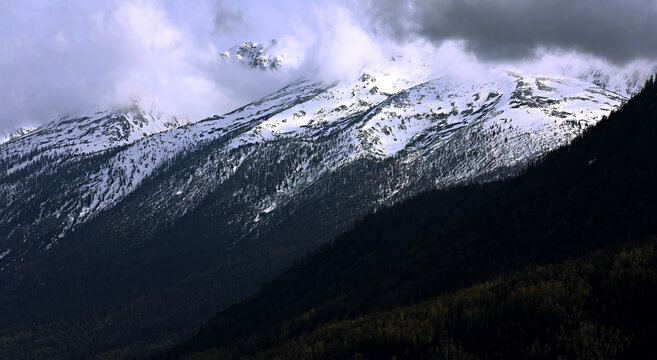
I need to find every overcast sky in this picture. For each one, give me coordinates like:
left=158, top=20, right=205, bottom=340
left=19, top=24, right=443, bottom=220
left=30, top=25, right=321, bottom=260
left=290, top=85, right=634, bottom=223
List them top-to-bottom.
left=1, top=0, right=656, bottom=135
left=363, top=0, right=657, bottom=63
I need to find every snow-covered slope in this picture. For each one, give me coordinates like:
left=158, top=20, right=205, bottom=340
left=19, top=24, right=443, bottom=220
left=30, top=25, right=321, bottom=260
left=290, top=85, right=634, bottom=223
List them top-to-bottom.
left=0, top=66, right=624, bottom=268
left=579, top=67, right=656, bottom=97
left=0, top=103, right=190, bottom=176
left=2, top=103, right=188, bottom=157
left=0, top=127, right=36, bottom=145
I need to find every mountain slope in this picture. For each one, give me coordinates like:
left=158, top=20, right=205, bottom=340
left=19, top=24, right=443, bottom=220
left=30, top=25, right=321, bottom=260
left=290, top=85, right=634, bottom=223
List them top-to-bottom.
left=579, top=66, right=655, bottom=97
left=0, top=68, right=626, bottom=358
left=0, top=71, right=623, bottom=267
left=159, top=77, right=657, bottom=359
left=1, top=103, right=188, bottom=161
left=0, top=126, right=36, bottom=144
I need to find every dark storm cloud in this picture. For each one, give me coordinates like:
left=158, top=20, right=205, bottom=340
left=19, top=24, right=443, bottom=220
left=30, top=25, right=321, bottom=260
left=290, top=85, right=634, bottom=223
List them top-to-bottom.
left=365, top=0, right=657, bottom=63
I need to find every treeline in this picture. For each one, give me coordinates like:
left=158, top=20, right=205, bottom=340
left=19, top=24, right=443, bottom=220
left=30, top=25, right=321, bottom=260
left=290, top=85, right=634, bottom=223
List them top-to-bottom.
left=156, top=76, right=657, bottom=359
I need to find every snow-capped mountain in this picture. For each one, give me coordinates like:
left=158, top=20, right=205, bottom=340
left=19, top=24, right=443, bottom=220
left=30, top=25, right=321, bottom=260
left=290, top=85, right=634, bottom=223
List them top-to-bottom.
left=0, top=43, right=631, bottom=359
left=0, top=66, right=623, bottom=268
left=0, top=103, right=194, bottom=191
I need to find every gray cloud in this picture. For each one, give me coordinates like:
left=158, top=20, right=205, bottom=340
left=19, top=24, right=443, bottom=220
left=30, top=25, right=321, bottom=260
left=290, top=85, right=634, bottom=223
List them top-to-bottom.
left=214, top=0, right=244, bottom=32
left=364, top=0, right=657, bottom=63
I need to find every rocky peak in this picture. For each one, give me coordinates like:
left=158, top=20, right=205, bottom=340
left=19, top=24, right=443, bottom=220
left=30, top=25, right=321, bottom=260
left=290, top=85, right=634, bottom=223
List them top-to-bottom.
left=220, top=40, right=284, bottom=70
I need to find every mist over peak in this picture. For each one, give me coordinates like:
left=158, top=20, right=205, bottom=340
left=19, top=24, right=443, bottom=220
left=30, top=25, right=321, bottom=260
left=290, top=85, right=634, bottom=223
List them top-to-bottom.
left=1, top=0, right=655, bottom=136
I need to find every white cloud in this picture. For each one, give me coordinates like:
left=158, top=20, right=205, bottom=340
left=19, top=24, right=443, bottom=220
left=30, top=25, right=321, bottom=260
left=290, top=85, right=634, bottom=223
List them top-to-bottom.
left=0, top=0, right=655, bottom=136
left=0, top=0, right=227, bottom=133
left=0, top=0, right=390, bottom=135
left=294, top=4, right=386, bottom=82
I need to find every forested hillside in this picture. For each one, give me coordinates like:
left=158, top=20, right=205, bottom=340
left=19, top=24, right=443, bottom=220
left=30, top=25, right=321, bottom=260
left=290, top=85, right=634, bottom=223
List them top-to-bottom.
left=157, top=76, right=657, bottom=359
left=246, top=237, right=657, bottom=360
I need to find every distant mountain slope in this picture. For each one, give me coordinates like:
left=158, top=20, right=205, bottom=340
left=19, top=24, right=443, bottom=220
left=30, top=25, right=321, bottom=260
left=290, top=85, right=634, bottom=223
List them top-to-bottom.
left=579, top=66, right=656, bottom=97
left=159, top=77, right=657, bottom=359
left=1, top=103, right=187, bottom=160
left=0, top=126, right=36, bottom=144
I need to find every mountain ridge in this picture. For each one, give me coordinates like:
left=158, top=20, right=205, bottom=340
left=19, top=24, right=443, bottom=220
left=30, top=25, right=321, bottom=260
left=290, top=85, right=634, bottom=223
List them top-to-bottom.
left=0, top=52, right=639, bottom=359
left=0, top=70, right=624, bottom=266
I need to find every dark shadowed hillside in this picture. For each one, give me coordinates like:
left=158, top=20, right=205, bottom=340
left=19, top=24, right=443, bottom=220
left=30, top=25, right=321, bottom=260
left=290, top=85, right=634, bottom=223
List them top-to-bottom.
left=156, top=76, right=657, bottom=359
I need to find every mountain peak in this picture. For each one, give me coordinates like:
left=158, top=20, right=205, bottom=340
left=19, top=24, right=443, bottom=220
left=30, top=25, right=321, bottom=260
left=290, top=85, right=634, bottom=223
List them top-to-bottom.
left=220, top=39, right=284, bottom=70
left=0, top=101, right=189, bottom=164
left=0, top=126, right=36, bottom=144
